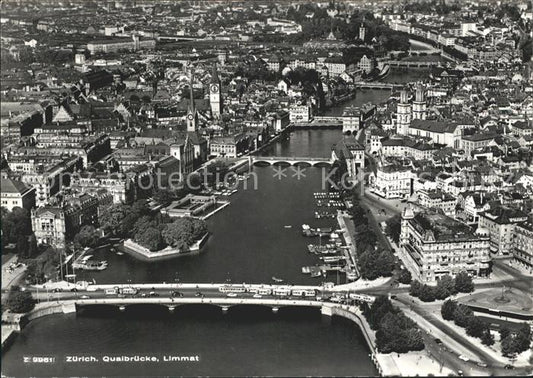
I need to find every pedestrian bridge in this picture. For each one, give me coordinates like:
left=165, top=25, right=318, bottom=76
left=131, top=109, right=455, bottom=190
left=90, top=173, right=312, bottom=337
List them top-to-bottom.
left=354, top=82, right=403, bottom=90
left=249, top=156, right=333, bottom=167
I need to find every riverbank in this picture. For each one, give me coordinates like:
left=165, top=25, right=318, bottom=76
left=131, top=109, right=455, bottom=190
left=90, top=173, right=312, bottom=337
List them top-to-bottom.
left=121, top=233, right=209, bottom=261
left=325, top=303, right=453, bottom=376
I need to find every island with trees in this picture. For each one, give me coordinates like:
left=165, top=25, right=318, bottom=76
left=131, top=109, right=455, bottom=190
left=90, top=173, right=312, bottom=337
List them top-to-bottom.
left=99, top=200, right=209, bottom=260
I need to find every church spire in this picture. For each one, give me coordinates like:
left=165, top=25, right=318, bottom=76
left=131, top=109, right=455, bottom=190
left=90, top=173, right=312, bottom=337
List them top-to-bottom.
left=210, top=62, right=219, bottom=84
left=187, top=68, right=197, bottom=132
left=188, top=68, right=195, bottom=113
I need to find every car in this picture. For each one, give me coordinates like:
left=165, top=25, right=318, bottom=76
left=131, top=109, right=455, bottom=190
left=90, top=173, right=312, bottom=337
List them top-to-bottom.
left=52, top=288, right=63, bottom=293
left=149, top=291, right=159, bottom=297
left=170, top=291, right=183, bottom=297
left=195, top=292, right=204, bottom=297
left=141, top=293, right=148, bottom=297
left=227, top=293, right=238, bottom=298
left=253, top=294, right=262, bottom=299
left=80, top=295, right=91, bottom=299
left=434, top=338, right=442, bottom=345
left=458, top=355, right=469, bottom=362
left=476, top=362, right=487, bottom=368
left=504, top=364, right=514, bottom=370
left=457, top=370, right=464, bottom=376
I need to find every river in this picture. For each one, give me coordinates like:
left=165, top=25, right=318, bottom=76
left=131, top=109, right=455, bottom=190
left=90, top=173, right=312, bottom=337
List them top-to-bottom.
left=324, top=69, right=430, bottom=116
left=2, top=129, right=380, bottom=377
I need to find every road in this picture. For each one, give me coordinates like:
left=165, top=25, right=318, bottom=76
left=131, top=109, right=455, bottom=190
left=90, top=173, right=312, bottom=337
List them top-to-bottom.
left=393, top=295, right=531, bottom=376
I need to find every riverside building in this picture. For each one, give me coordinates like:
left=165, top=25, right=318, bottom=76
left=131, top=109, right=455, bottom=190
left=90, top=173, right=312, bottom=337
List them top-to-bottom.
left=400, top=206, right=491, bottom=283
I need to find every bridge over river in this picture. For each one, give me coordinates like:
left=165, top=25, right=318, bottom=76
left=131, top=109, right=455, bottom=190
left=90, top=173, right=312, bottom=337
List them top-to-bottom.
left=249, top=155, right=333, bottom=166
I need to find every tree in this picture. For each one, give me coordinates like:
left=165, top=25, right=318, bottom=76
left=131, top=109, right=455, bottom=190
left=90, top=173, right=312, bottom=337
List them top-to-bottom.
left=152, top=189, right=175, bottom=207
left=99, top=203, right=129, bottom=236
left=1, top=207, right=32, bottom=246
left=385, top=214, right=401, bottom=243
left=161, top=217, right=208, bottom=250
left=73, top=225, right=100, bottom=249
left=135, top=226, right=164, bottom=251
left=16, top=234, right=29, bottom=256
left=28, top=234, right=38, bottom=258
left=25, top=259, right=45, bottom=285
left=398, top=268, right=412, bottom=285
left=454, top=271, right=474, bottom=293
left=435, top=275, right=457, bottom=300
left=409, top=280, right=422, bottom=297
left=418, top=284, right=436, bottom=302
left=6, top=290, right=35, bottom=313
left=367, top=296, right=396, bottom=330
left=441, top=299, right=458, bottom=321
left=453, top=304, right=474, bottom=328
left=466, top=316, right=485, bottom=338
left=514, top=323, right=532, bottom=353
left=500, top=326, right=511, bottom=341
left=481, top=328, right=494, bottom=346
left=501, top=334, right=517, bottom=357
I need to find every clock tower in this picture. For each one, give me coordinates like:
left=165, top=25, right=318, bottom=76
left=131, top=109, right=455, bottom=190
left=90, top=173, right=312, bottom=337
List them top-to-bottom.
left=209, top=63, right=222, bottom=119
left=187, top=71, right=197, bottom=133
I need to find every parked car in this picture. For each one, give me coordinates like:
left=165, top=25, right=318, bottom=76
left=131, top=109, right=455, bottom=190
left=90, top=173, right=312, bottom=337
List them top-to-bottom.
left=149, top=291, right=159, bottom=297
left=80, top=295, right=91, bottom=299
left=434, top=338, right=442, bottom=345
left=458, top=355, right=469, bottom=362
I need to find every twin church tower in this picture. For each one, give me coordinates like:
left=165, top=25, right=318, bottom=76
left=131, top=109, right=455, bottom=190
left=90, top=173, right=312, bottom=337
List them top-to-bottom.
left=186, top=63, right=222, bottom=133
left=396, top=83, right=427, bottom=136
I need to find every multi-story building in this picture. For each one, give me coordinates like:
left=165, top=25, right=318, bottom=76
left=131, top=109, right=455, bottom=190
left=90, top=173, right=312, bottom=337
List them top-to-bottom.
left=87, top=36, right=156, bottom=54
left=358, top=55, right=374, bottom=74
left=289, top=104, right=312, bottom=123
left=342, top=106, right=360, bottom=134
left=461, top=133, right=496, bottom=157
left=209, top=134, right=248, bottom=158
left=331, top=136, right=365, bottom=179
left=18, top=156, right=82, bottom=207
left=372, top=165, right=414, bottom=199
left=70, top=172, right=132, bottom=204
left=0, top=177, right=35, bottom=211
left=417, top=189, right=456, bottom=217
left=31, top=207, right=67, bottom=249
left=400, top=207, right=491, bottom=283
left=478, top=207, right=528, bottom=255
left=513, top=221, right=533, bottom=274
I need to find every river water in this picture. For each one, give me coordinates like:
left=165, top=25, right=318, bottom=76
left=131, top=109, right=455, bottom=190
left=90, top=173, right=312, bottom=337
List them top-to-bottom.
left=3, top=129, right=382, bottom=377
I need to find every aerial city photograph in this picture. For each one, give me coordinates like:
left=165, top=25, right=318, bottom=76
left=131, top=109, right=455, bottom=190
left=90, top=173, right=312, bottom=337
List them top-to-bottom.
left=0, top=0, right=532, bottom=376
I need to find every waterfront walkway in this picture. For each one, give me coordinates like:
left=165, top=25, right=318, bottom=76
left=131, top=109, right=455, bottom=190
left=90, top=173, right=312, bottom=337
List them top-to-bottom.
left=336, top=211, right=360, bottom=279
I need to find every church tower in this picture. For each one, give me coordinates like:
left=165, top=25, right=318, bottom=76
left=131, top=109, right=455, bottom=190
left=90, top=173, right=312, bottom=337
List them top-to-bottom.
left=359, top=15, right=366, bottom=42
left=209, top=63, right=222, bottom=119
left=186, top=71, right=198, bottom=133
left=412, top=83, right=427, bottom=120
left=396, top=90, right=412, bottom=136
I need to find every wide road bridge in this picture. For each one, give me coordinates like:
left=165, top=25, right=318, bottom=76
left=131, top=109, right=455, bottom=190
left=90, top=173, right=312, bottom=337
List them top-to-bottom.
left=249, top=155, right=333, bottom=166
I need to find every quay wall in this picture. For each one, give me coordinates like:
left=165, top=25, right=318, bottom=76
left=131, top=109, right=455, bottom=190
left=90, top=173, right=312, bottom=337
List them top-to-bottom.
left=121, top=233, right=209, bottom=261
left=1, top=302, right=76, bottom=353
left=322, top=304, right=402, bottom=377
